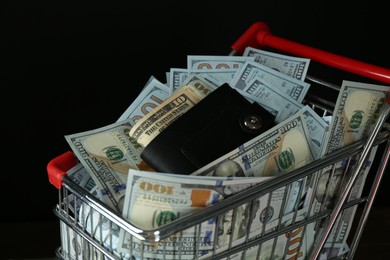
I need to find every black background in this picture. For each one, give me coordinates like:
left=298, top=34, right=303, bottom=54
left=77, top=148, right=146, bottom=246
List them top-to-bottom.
left=1, top=2, right=389, bottom=259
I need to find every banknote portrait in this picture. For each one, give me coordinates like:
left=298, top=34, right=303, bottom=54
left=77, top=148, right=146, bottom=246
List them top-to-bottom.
left=315, top=168, right=343, bottom=209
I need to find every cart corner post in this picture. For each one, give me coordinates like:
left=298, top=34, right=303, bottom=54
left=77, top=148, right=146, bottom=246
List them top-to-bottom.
left=47, top=151, right=77, bottom=189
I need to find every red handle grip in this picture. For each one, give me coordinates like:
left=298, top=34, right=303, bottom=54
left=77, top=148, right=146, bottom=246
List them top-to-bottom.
left=232, top=21, right=390, bottom=85
left=47, top=151, right=78, bottom=189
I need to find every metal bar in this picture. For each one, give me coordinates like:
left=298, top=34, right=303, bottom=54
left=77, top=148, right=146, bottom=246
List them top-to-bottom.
left=230, top=22, right=390, bottom=84
left=310, top=104, right=390, bottom=259
left=149, top=132, right=388, bottom=240
left=348, top=139, right=390, bottom=258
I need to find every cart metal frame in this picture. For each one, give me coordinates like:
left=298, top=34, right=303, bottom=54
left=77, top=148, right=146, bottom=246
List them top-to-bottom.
left=47, top=21, right=390, bottom=260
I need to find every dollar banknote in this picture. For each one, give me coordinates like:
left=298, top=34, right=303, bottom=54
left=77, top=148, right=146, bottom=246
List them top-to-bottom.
left=243, top=47, right=310, bottom=81
left=187, top=55, right=255, bottom=70
left=230, top=60, right=310, bottom=103
left=169, top=67, right=237, bottom=93
left=168, top=68, right=189, bottom=94
left=191, top=68, right=238, bottom=86
left=180, top=74, right=219, bottom=93
left=235, top=76, right=304, bottom=123
left=117, top=77, right=170, bottom=123
left=322, top=80, right=389, bottom=156
left=128, top=84, right=213, bottom=147
left=300, top=106, right=330, bottom=160
left=192, top=107, right=315, bottom=178
left=323, top=115, right=332, bottom=125
left=65, top=119, right=148, bottom=211
left=306, top=145, right=377, bottom=249
left=327, top=146, right=377, bottom=246
left=307, top=161, right=348, bottom=218
left=66, top=162, right=96, bottom=192
left=64, top=163, right=100, bottom=215
left=116, top=169, right=272, bottom=259
left=122, top=169, right=222, bottom=230
left=212, top=178, right=307, bottom=254
left=215, top=186, right=288, bottom=253
left=78, top=202, right=138, bottom=260
left=216, top=207, right=315, bottom=260
left=253, top=207, right=315, bottom=260
left=258, top=212, right=314, bottom=260
left=60, top=221, right=105, bottom=260
left=216, top=236, right=288, bottom=260
left=221, top=240, right=286, bottom=260
left=320, top=242, right=350, bottom=259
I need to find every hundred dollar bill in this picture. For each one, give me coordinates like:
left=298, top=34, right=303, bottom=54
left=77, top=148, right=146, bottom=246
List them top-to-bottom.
left=243, top=47, right=310, bottom=81
left=187, top=55, right=255, bottom=70
left=230, top=60, right=310, bottom=102
left=169, top=67, right=237, bottom=93
left=168, top=68, right=189, bottom=94
left=192, top=68, right=238, bottom=86
left=198, top=73, right=222, bottom=87
left=201, top=73, right=229, bottom=86
left=180, top=74, right=219, bottom=93
left=236, top=76, right=304, bottom=123
left=117, top=77, right=170, bottom=123
left=322, top=80, right=389, bottom=155
left=128, top=84, right=212, bottom=147
left=300, top=105, right=330, bottom=160
left=192, top=107, right=315, bottom=178
left=323, top=115, right=332, bottom=125
left=65, top=119, right=148, bottom=211
left=306, top=146, right=377, bottom=248
left=327, top=146, right=377, bottom=246
left=306, top=160, right=354, bottom=220
left=307, top=162, right=346, bottom=217
left=63, top=163, right=102, bottom=218
left=67, top=163, right=96, bottom=192
left=117, top=169, right=271, bottom=259
left=122, top=169, right=223, bottom=230
left=214, top=177, right=307, bottom=254
left=215, top=187, right=287, bottom=253
left=78, top=199, right=161, bottom=260
left=78, top=202, right=139, bottom=260
left=74, top=203, right=145, bottom=260
left=217, top=207, right=314, bottom=260
left=256, top=207, right=314, bottom=260
left=215, top=212, right=344, bottom=259
left=60, top=221, right=105, bottom=260
left=258, top=225, right=310, bottom=259
left=237, top=231, right=314, bottom=260
left=257, top=237, right=289, bottom=260
left=216, top=238, right=285, bottom=260
left=219, top=240, right=285, bottom=260
left=320, top=242, right=350, bottom=259
left=218, top=245, right=253, bottom=260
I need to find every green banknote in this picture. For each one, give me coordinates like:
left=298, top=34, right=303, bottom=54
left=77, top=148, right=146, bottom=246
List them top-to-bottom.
left=322, top=80, right=389, bottom=155
left=192, top=107, right=315, bottom=178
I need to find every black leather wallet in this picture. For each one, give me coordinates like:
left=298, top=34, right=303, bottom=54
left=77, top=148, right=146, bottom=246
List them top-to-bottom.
left=140, top=83, right=276, bottom=174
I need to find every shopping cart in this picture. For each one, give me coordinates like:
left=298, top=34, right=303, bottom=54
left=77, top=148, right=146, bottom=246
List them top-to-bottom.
left=47, top=21, right=390, bottom=259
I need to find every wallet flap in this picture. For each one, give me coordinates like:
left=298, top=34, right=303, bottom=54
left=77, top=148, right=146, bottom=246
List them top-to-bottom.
left=140, top=83, right=276, bottom=174
left=182, top=101, right=275, bottom=168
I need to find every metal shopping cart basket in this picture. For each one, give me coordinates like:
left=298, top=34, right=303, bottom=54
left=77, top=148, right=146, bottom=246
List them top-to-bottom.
left=47, top=21, right=390, bottom=260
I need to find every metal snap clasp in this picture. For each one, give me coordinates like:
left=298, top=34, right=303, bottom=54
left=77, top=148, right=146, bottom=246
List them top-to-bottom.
left=243, top=115, right=263, bottom=130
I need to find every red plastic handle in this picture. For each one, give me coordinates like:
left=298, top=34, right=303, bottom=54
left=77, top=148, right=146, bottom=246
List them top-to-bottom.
left=232, top=22, right=390, bottom=85
left=47, top=151, right=78, bottom=189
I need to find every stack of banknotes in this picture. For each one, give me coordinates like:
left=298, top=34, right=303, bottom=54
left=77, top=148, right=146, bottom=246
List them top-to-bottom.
left=62, top=47, right=389, bottom=259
